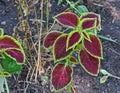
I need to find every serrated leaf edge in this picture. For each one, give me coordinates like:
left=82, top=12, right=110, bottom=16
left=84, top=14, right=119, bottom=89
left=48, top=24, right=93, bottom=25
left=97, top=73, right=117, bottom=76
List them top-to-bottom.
left=53, top=12, right=79, bottom=28
left=79, top=12, right=101, bottom=31
left=80, top=18, right=96, bottom=31
left=43, top=31, right=62, bottom=50
left=66, top=31, right=82, bottom=50
left=53, top=34, right=72, bottom=62
left=82, top=34, right=103, bottom=59
left=4, top=48, right=25, bottom=65
left=78, top=50, right=100, bottom=76
left=51, top=63, right=73, bottom=92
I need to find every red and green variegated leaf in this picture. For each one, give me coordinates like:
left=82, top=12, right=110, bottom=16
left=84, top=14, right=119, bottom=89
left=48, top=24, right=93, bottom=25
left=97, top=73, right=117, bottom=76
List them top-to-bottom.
left=54, top=12, right=79, bottom=28
left=80, top=12, right=101, bottom=30
left=80, top=18, right=96, bottom=30
left=44, top=31, right=62, bottom=49
left=66, top=31, right=82, bottom=50
left=82, top=32, right=91, bottom=42
left=53, top=34, right=72, bottom=61
left=83, top=34, right=102, bottom=58
left=0, top=35, right=21, bottom=49
left=4, top=48, right=25, bottom=64
left=79, top=50, right=100, bottom=76
left=70, top=56, right=78, bottom=63
left=52, top=63, right=72, bottom=90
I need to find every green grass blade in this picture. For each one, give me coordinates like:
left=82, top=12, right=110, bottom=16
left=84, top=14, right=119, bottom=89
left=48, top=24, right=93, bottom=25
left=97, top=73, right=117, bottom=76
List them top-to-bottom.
left=97, top=34, right=117, bottom=43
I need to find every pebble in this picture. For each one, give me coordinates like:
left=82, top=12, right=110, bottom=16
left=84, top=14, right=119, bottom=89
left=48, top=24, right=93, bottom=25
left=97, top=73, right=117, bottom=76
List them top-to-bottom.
left=1, top=21, right=6, bottom=25
left=52, top=24, right=62, bottom=31
left=33, top=34, right=38, bottom=40
left=87, top=83, right=90, bottom=87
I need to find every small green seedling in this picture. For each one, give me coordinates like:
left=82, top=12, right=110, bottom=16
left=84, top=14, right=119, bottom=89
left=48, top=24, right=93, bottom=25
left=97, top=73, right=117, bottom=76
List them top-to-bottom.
left=100, top=69, right=120, bottom=84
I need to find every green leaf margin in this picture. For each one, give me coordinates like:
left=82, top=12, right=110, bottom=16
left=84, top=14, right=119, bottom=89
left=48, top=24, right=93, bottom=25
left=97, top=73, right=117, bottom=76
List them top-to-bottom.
left=51, top=63, right=73, bottom=92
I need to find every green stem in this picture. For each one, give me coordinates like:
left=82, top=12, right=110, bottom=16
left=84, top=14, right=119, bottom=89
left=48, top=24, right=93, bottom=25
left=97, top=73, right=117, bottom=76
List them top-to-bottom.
left=66, top=0, right=81, bottom=15
left=97, top=34, right=117, bottom=44
left=0, top=65, right=9, bottom=93
left=110, top=75, right=120, bottom=80
left=4, top=77, right=9, bottom=93
left=67, top=81, right=72, bottom=93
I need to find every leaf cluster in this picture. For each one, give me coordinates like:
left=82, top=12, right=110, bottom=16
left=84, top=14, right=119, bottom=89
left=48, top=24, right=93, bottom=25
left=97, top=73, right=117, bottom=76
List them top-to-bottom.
left=44, top=6, right=103, bottom=92
left=0, top=28, right=26, bottom=92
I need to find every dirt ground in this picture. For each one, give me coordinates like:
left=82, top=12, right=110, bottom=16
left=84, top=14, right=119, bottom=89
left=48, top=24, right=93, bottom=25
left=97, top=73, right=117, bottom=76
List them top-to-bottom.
left=0, top=0, right=120, bottom=93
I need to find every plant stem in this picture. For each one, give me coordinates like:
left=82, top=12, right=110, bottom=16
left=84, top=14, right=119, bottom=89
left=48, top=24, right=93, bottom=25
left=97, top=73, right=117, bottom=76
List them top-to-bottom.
left=18, top=0, right=23, bottom=18
left=35, top=0, right=43, bottom=82
left=46, top=0, right=49, bottom=32
left=66, top=0, right=81, bottom=15
left=97, top=34, right=118, bottom=44
left=110, top=75, right=120, bottom=80
left=4, top=77, right=9, bottom=93
left=67, top=81, right=72, bottom=93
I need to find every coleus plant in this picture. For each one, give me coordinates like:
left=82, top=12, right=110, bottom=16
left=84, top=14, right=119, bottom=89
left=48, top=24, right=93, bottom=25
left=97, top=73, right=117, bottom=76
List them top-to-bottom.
left=44, top=12, right=102, bottom=92
left=0, top=28, right=25, bottom=92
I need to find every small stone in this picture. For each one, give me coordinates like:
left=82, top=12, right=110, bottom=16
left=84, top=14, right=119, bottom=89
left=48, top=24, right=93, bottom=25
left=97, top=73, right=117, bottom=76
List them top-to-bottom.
left=1, top=21, right=6, bottom=25
left=52, top=24, right=62, bottom=31
left=33, top=34, right=38, bottom=40
left=87, top=83, right=90, bottom=87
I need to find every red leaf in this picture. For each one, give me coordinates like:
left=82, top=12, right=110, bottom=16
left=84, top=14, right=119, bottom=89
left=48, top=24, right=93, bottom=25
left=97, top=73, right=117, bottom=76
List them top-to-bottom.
left=54, top=12, right=79, bottom=28
left=80, top=12, right=101, bottom=30
left=80, top=18, right=96, bottom=30
left=44, top=31, right=62, bottom=49
left=67, top=31, right=82, bottom=50
left=53, top=34, right=72, bottom=61
left=83, top=34, right=102, bottom=58
left=0, top=36, right=21, bottom=49
left=5, top=48, right=25, bottom=64
left=79, top=50, right=100, bottom=76
left=70, top=56, right=78, bottom=63
left=52, top=63, right=72, bottom=90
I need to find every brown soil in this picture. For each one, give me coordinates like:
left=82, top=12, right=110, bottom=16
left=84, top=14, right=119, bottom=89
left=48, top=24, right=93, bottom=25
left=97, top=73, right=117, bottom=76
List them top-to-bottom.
left=0, top=0, right=120, bottom=93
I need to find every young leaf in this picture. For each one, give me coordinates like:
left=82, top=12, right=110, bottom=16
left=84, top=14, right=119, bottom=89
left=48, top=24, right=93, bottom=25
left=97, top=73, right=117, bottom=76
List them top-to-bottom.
left=77, top=5, right=89, bottom=14
left=54, top=12, right=79, bottom=28
left=80, top=12, right=101, bottom=30
left=80, top=18, right=96, bottom=30
left=44, top=31, right=62, bottom=49
left=67, top=31, right=82, bottom=50
left=82, top=32, right=91, bottom=42
left=53, top=34, right=72, bottom=61
left=83, top=34, right=102, bottom=58
left=0, top=36, right=21, bottom=49
left=4, top=48, right=25, bottom=64
left=79, top=50, right=100, bottom=76
left=2, top=54, right=22, bottom=74
left=70, top=56, right=78, bottom=63
left=52, top=63, right=72, bottom=90
left=100, top=69, right=111, bottom=76
left=100, top=69, right=120, bottom=80
left=100, top=75, right=108, bottom=84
